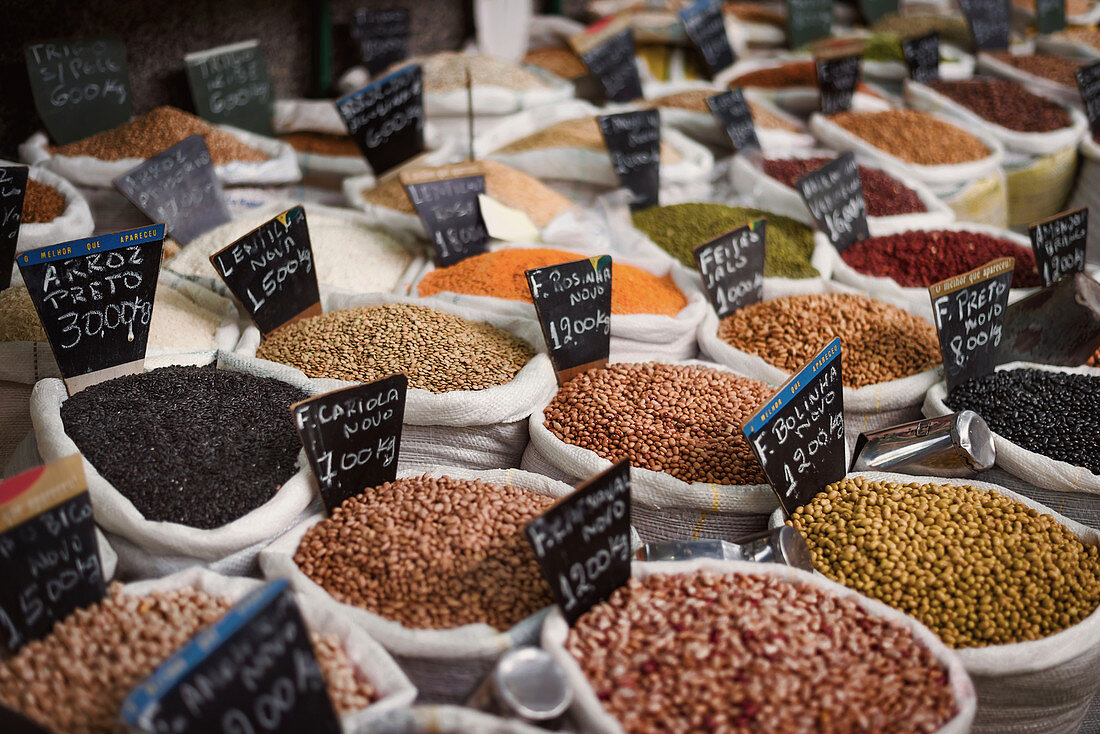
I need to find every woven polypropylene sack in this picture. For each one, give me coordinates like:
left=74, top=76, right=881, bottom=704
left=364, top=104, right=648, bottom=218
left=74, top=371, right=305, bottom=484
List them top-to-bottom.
left=1070, top=135, right=1100, bottom=266
left=13, top=164, right=94, bottom=250
left=930, top=168, right=1009, bottom=229
left=237, top=292, right=557, bottom=472
left=924, top=362, right=1100, bottom=496
left=769, top=471, right=1100, bottom=734
left=542, top=557, right=977, bottom=734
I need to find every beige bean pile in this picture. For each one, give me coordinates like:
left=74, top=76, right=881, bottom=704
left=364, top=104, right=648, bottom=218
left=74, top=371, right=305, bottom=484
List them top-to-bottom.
left=390, top=52, right=549, bottom=91
left=646, top=89, right=800, bottom=132
left=495, top=116, right=683, bottom=163
left=0, top=286, right=47, bottom=343
left=717, top=293, right=941, bottom=389
left=256, top=303, right=535, bottom=392
left=544, top=362, right=771, bottom=485
left=294, top=475, right=555, bottom=630
left=791, top=477, right=1100, bottom=648
left=567, top=571, right=957, bottom=733
left=0, top=585, right=376, bottom=733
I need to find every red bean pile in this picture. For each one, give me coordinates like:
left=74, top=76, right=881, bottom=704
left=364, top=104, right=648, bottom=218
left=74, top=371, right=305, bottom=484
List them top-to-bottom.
left=928, top=79, right=1071, bottom=133
left=762, top=157, right=927, bottom=216
left=841, top=229, right=1041, bottom=288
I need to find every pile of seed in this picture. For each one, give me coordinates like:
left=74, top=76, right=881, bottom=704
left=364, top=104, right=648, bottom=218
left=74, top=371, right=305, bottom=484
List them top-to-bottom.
left=1015, top=0, right=1090, bottom=13
left=724, top=2, right=785, bottom=26
left=871, top=14, right=973, bottom=49
left=1064, top=26, right=1100, bottom=52
left=523, top=47, right=588, bottom=80
left=391, top=52, right=549, bottom=92
left=987, top=52, right=1084, bottom=87
left=928, top=79, right=1071, bottom=133
left=645, top=89, right=800, bottom=132
left=51, top=106, right=267, bottom=163
left=831, top=109, right=990, bottom=166
left=494, top=116, right=682, bottom=162
left=279, top=131, right=361, bottom=156
left=763, top=156, right=927, bottom=216
left=361, top=160, right=572, bottom=227
left=21, top=178, right=66, bottom=223
left=632, top=203, right=819, bottom=279
left=841, top=229, right=1042, bottom=288
left=417, top=247, right=687, bottom=316
left=146, top=282, right=226, bottom=354
left=0, top=286, right=47, bottom=343
left=718, top=294, right=941, bottom=388
left=256, top=303, right=535, bottom=392
left=545, top=362, right=770, bottom=485
left=60, top=365, right=307, bottom=529
left=946, top=368, right=1100, bottom=475
left=295, top=475, right=555, bottom=630
left=790, top=476, right=1100, bottom=647
left=568, top=571, right=957, bottom=733
left=0, top=584, right=376, bottom=733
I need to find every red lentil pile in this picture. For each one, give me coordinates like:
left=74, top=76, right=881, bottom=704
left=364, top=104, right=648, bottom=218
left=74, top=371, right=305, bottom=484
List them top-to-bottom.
left=927, top=79, right=1072, bottom=133
left=763, top=157, right=927, bottom=216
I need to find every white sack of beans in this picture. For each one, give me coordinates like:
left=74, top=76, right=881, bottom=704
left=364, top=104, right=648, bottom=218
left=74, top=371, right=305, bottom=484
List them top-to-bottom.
left=7, top=163, right=94, bottom=251
left=147, top=271, right=244, bottom=356
left=237, top=292, right=557, bottom=472
left=28, top=350, right=322, bottom=578
left=923, top=362, right=1100, bottom=496
left=768, top=471, right=1100, bottom=734
left=543, top=557, right=976, bottom=734
left=121, top=567, right=418, bottom=729
left=363, top=706, right=551, bottom=734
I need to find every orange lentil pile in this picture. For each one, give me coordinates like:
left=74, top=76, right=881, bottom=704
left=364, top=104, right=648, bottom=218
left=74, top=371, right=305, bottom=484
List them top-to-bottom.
left=418, top=248, right=688, bottom=316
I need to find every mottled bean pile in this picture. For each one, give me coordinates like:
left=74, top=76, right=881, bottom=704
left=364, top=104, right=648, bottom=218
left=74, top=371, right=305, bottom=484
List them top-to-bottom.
left=831, top=109, right=990, bottom=166
left=495, top=117, right=681, bottom=162
left=717, top=294, right=941, bottom=389
left=256, top=303, right=535, bottom=392
left=544, top=362, right=770, bottom=485
left=60, top=365, right=307, bottom=529
left=946, top=368, right=1100, bottom=475
left=295, top=475, right=555, bottom=630
left=790, top=477, right=1100, bottom=648
left=568, top=571, right=957, bottom=733
left=0, top=585, right=376, bottom=734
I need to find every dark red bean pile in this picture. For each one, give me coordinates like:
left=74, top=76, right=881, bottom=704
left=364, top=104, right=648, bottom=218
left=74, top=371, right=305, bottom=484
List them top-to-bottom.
left=927, top=78, right=1071, bottom=133
left=762, top=157, right=927, bottom=217
left=840, top=229, right=1041, bottom=288
left=60, top=365, right=308, bottom=529
left=946, top=368, right=1100, bottom=475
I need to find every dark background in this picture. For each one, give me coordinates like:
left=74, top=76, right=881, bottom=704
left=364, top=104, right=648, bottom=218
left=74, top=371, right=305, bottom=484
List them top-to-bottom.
left=2, top=0, right=586, bottom=158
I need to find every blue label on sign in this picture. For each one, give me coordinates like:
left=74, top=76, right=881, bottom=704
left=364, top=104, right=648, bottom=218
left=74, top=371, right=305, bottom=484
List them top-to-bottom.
left=17, top=224, right=165, bottom=266
left=743, top=337, right=841, bottom=436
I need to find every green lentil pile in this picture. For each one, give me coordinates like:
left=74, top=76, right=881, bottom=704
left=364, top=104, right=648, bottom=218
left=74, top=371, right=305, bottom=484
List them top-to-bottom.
left=631, top=203, right=819, bottom=279
left=255, top=303, right=535, bottom=392
left=789, top=476, right=1100, bottom=648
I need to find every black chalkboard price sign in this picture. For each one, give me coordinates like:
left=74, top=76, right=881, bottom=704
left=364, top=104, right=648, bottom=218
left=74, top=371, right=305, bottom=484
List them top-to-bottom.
left=679, top=0, right=736, bottom=77
left=786, top=0, right=833, bottom=49
left=857, top=0, right=900, bottom=24
left=958, top=0, right=1011, bottom=50
left=1036, top=0, right=1066, bottom=35
left=351, top=8, right=410, bottom=76
left=579, top=29, right=644, bottom=103
left=902, top=32, right=941, bottom=83
left=24, top=36, right=133, bottom=146
left=184, top=39, right=274, bottom=136
left=815, top=53, right=861, bottom=115
left=1076, top=61, right=1100, bottom=138
left=337, top=65, right=425, bottom=176
left=706, top=89, right=760, bottom=152
left=598, top=110, right=660, bottom=212
left=113, top=134, right=231, bottom=245
left=795, top=153, right=869, bottom=252
left=1, top=166, right=29, bottom=290
left=402, top=173, right=488, bottom=266
left=209, top=205, right=321, bottom=337
left=1029, top=207, right=1087, bottom=287
left=693, top=218, right=766, bottom=318
left=18, top=224, right=164, bottom=393
left=527, top=255, right=612, bottom=385
left=929, top=257, right=1015, bottom=394
left=742, top=338, right=846, bottom=516
left=292, top=375, right=407, bottom=513
left=0, top=455, right=105, bottom=654
left=526, top=459, right=631, bottom=627
left=122, top=579, right=342, bottom=734
left=0, top=705, right=55, bottom=734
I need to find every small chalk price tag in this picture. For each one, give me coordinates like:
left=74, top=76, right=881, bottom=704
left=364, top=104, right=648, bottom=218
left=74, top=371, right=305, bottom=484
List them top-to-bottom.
left=679, top=0, right=736, bottom=77
left=786, top=0, right=833, bottom=49
left=857, top=0, right=900, bottom=24
left=958, top=0, right=1011, bottom=50
left=1036, top=0, right=1066, bottom=35
left=350, top=8, right=410, bottom=75
left=579, top=29, right=644, bottom=103
left=902, top=32, right=940, bottom=83
left=184, top=39, right=274, bottom=136
left=815, top=52, right=861, bottom=115
left=1076, top=60, right=1100, bottom=138
left=337, top=65, right=426, bottom=176
left=706, top=88, right=760, bottom=152
left=598, top=109, right=660, bottom=212
left=795, top=152, right=869, bottom=251
left=0, top=166, right=29, bottom=290
left=402, top=172, right=488, bottom=266
left=209, top=205, right=321, bottom=337
left=1029, top=207, right=1087, bottom=287
left=693, top=218, right=765, bottom=318
left=527, top=255, right=612, bottom=385
left=929, top=257, right=1014, bottom=394
left=742, top=338, right=846, bottom=516
left=292, top=375, right=407, bottom=514
left=526, top=459, right=632, bottom=626
left=0, top=704, right=56, bottom=733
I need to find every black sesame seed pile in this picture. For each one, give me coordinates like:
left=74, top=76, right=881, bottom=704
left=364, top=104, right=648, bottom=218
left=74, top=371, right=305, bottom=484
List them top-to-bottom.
left=60, top=365, right=308, bottom=529
left=946, top=368, right=1100, bottom=475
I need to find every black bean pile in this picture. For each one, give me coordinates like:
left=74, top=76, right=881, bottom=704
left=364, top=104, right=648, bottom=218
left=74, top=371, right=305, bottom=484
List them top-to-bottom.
left=61, top=365, right=308, bottom=529
left=946, top=368, right=1100, bottom=475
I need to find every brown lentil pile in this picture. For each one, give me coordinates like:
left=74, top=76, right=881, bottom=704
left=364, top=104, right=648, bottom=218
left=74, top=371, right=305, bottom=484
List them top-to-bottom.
left=1014, top=0, right=1090, bottom=13
left=1065, top=26, right=1100, bottom=52
left=523, top=46, right=588, bottom=80
left=987, top=52, right=1085, bottom=88
left=928, top=79, right=1071, bottom=133
left=646, top=89, right=801, bottom=132
left=51, top=106, right=267, bottom=164
left=830, top=109, right=990, bottom=166
left=495, top=116, right=682, bottom=163
left=278, top=131, right=361, bottom=156
left=21, top=178, right=66, bottom=223
left=0, top=286, right=48, bottom=343
left=717, top=294, right=941, bottom=389
left=255, top=303, right=535, bottom=392
left=544, top=362, right=770, bottom=485
left=295, top=475, right=555, bottom=630
left=790, top=477, right=1100, bottom=648
left=568, top=571, right=957, bottom=733
left=0, top=584, right=377, bottom=733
